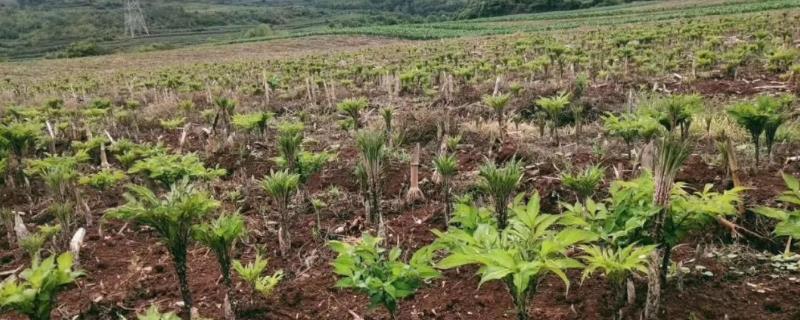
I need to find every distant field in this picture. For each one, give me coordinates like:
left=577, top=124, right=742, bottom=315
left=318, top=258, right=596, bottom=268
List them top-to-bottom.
left=2, top=0, right=797, bottom=85
left=233, top=0, right=800, bottom=42
left=0, top=36, right=409, bottom=84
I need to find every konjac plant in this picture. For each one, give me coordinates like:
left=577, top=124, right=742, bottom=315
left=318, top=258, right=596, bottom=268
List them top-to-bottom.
left=536, top=92, right=571, bottom=145
left=727, top=94, right=794, bottom=166
left=337, top=97, right=369, bottom=131
left=355, top=130, right=386, bottom=229
left=432, top=153, right=458, bottom=224
left=477, top=158, right=523, bottom=229
left=261, top=170, right=300, bottom=256
left=754, top=173, right=800, bottom=255
left=106, top=180, right=220, bottom=319
left=434, top=194, right=596, bottom=320
left=193, top=212, right=246, bottom=317
left=329, top=234, right=439, bottom=319
left=0, top=252, right=83, bottom=320
left=233, top=253, right=284, bottom=299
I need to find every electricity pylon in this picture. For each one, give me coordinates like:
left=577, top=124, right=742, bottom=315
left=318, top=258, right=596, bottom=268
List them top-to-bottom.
left=124, top=0, right=149, bottom=38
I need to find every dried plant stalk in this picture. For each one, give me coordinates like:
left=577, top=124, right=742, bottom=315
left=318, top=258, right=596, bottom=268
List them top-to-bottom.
left=406, top=143, right=425, bottom=203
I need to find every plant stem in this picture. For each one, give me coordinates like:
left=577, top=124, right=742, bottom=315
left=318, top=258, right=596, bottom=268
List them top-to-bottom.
left=172, top=249, right=193, bottom=320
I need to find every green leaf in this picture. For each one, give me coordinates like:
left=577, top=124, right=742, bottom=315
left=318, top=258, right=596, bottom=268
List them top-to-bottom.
left=783, top=173, right=800, bottom=193
left=754, top=207, right=789, bottom=221
left=438, top=253, right=478, bottom=269
left=478, top=265, right=513, bottom=287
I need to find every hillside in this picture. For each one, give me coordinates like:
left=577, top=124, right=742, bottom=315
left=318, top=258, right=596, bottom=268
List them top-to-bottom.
left=0, top=0, right=642, bottom=60
left=0, top=0, right=799, bottom=319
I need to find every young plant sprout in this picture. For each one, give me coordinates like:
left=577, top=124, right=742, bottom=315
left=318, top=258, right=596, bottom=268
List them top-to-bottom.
left=571, top=73, right=589, bottom=144
left=536, top=92, right=571, bottom=145
left=482, top=93, right=511, bottom=136
left=727, top=94, right=793, bottom=166
left=212, top=97, right=237, bottom=134
left=337, top=97, right=369, bottom=131
left=232, top=112, right=272, bottom=136
left=0, top=121, right=42, bottom=187
left=273, top=121, right=305, bottom=173
left=355, top=130, right=386, bottom=228
left=432, top=153, right=458, bottom=224
left=477, top=158, right=523, bottom=229
left=560, top=164, right=604, bottom=202
left=261, top=170, right=299, bottom=256
left=754, top=173, right=800, bottom=255
left=193, top=212, right=246, bottom=317
left=19, top=224, right=61, bottom=258
left=329, top=234, right=439, bottom=319
left=581, top=244, right=655, bottom=316
left=0, top=252, right=83, bottom=320
left=233, top=253, right=283, bottom=298
left=136, top=306, right=181, bottom=320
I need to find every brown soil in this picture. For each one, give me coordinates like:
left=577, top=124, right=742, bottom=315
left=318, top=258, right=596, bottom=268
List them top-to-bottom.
left=3, top=66, right=800, bottom=320
left=4, top=143, right=800, bottom=320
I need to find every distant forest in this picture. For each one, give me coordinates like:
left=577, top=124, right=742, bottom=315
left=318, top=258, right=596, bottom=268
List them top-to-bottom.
left=304, top=0, right=638, bottom=18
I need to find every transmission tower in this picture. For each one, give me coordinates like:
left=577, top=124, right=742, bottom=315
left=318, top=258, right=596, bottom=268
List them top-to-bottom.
left=124, top=0, right=149, bottom=38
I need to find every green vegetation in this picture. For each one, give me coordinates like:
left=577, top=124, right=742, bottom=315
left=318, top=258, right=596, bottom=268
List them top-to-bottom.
left=5, top=0, right=797, bottom=60
left=1, top=1, right=799, bottom=319
left=727, top=94, right=794, bottom=166
left=355, top=130, right=386, bottom=228
left=477, top=159, right=522, bottom=229
left=560, top=165, right=604, bottom=201
left=261, top=170, right=300, bottom=256
left=755, top=173, right=800, bottom=255
left=106, top=180, right=220, bottom=319
left=435, top=194, right=596, bottom=320
left=193, top=213, right=246, bottom=288
left=329, top=234, right=439, bottom=318
left=0, top=253, right=83, bottom=320
left=233, top=253, right=283, bottom=298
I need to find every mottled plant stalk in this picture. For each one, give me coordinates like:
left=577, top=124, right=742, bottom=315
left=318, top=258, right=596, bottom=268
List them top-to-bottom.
left=171, top=246, right=193, bottom=320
